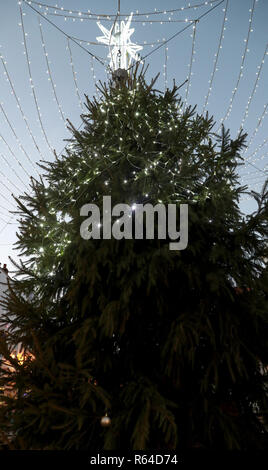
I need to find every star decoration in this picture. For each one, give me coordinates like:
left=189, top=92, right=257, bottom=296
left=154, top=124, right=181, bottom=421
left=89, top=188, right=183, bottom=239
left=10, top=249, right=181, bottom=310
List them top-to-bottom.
left=96, top=13, right=143, bottom=70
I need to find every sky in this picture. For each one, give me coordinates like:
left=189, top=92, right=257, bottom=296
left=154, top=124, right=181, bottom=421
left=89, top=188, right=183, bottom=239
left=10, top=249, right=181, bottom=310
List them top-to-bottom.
left=0, top=0, right=267, bottom=270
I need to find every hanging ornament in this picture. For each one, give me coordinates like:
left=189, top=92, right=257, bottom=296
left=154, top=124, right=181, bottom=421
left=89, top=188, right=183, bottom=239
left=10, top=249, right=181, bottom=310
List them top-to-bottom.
left=100, top=413, right=111, bottom=427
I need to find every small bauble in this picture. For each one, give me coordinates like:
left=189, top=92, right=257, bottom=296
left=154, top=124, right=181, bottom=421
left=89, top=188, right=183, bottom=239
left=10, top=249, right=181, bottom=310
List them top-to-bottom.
left=100, top=414, right=111, bottom=427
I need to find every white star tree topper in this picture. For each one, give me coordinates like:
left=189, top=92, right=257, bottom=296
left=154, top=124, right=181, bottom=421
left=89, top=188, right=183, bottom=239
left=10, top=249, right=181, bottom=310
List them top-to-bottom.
left=96, top=13, right=143, bottom=70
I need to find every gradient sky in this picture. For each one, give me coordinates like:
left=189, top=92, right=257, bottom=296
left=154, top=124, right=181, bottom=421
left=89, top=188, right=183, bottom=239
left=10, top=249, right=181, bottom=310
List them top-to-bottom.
left=0, top=0, right=267, bottom=270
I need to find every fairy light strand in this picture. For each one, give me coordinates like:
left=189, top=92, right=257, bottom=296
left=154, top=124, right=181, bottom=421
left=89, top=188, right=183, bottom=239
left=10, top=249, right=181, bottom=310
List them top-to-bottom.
left=21, top=0, right=106, bottom=66
left=23, top=0, right=222, bottom=18
left=131, top=0, right=225, bottom=71
left=202, top=0, right=228, bottom=113
left=217, top=0, right=257, bottom=130
left=19, top=5, right=54, bottom=153
left=44, top=13, right=197, bottom=24
left=39, top=18, right=67, bottom=125
left=184, top=21, right=198, bottom=109
left=66, top=38, right=84, bottom=111
left=239, top=42, right=268, bottom=133
left=164, top=47, right=168, bottom=90
left=0, top=48, right=43, bottom=158
left=90, top=56, right=101, bottom=100
left=0, top=102, right=39, bottom=176
left=244, top=103, right=268, bottom=157
left=0, top=133, right=32, bottom=182
left=244, top=133, right=268, bottom=162
left=0, top=153, right=29, bottom=191
left=0, top=164, right=24, bottom=194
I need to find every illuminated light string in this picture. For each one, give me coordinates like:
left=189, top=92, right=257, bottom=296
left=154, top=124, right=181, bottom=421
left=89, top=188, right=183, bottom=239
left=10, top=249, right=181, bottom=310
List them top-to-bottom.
left=21, top=0, right=106, bottom=67
left=23, top=0, right=222, bottom=18
left=130, top=0, right=225, bottom=72
left=202, top=0, right=228, bottom=113
left=217, top=0, right=257, bottom=131
left=19, top=5, right=54, bottom=154
left=45, top=12, right=197, bottom=24
left=38, top=18, right=67, bottom=125
left=184, top=21, right=198, bottom=110
left=66, top=39, right=84, bottom=111
left=239, top=42, right=268, bottom=133
left=0, top=47, right=43, bottom=159
left=163, top=47, right=168, bottom=90
left=90, top=56, right=101, bottom=100
left=0, top=102, right=39, bottom=177
left=243, top=103, right=268, bottom=157
left=0, top=133, right=32, bottom=183
left=243, top=137, right=268, bottom=168
left=245, top=150, right=268, bottom=167
left=240, top=152, right=268, bottom=177
left=0, top=153, right=28, bottom=192
left=240, top=158, right=268, bottom=179
left=240, top=166, right=267, bottom=192
left=0, top=169, right=24, bottom=197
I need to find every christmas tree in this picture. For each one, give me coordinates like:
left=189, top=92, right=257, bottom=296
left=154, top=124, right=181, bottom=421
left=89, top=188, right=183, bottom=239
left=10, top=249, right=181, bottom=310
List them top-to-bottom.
left=0, top=67, right=267, bottom=450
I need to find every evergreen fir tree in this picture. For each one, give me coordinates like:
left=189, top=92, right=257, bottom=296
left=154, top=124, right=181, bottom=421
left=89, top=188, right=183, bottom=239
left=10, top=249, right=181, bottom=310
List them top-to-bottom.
left=0, top=67, right=267, bottom=450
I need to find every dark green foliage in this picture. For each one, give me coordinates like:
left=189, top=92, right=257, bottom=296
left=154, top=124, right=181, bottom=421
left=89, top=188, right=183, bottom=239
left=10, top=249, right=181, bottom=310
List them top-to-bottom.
left=0, top=68, right=267, bottom=450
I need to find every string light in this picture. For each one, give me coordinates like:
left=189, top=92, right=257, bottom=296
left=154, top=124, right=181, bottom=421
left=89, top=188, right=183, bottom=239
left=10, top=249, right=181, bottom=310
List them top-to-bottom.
left=22, top=0, right=106, bottom=66
left=23, top=0, right=221, bottom=18
left=134, top=0, right=225, bottom=72
left=202, top=0, right=228, bottom=113
left=217, top=0, right=257, bottom=130
left=19, top=5, right=54, bottom=153
left=45, top=12, right=197, bottom=24
left=39, top=18, right=67, bottom=125
left=184, top=21, right=198, bottom=109
left=66, top=39, right=84, bottom=111
left=239, top=42, right=268, bottom=132
left=0, top=47, right=43, bottom=158
left=163, top=47, right=168, bottom=90
left=90, top=56, right=101, bottom=100
left=0, top=102, right=39, bottom=176
left=243, top=103, right=268, bottom=157
left=0, top=133, right=32, bottom=181
left=244, top=133, right=268, bottom=163
left=0, top=152, right=29, bottom=191
left=0, top=164, right=24, bottom=194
